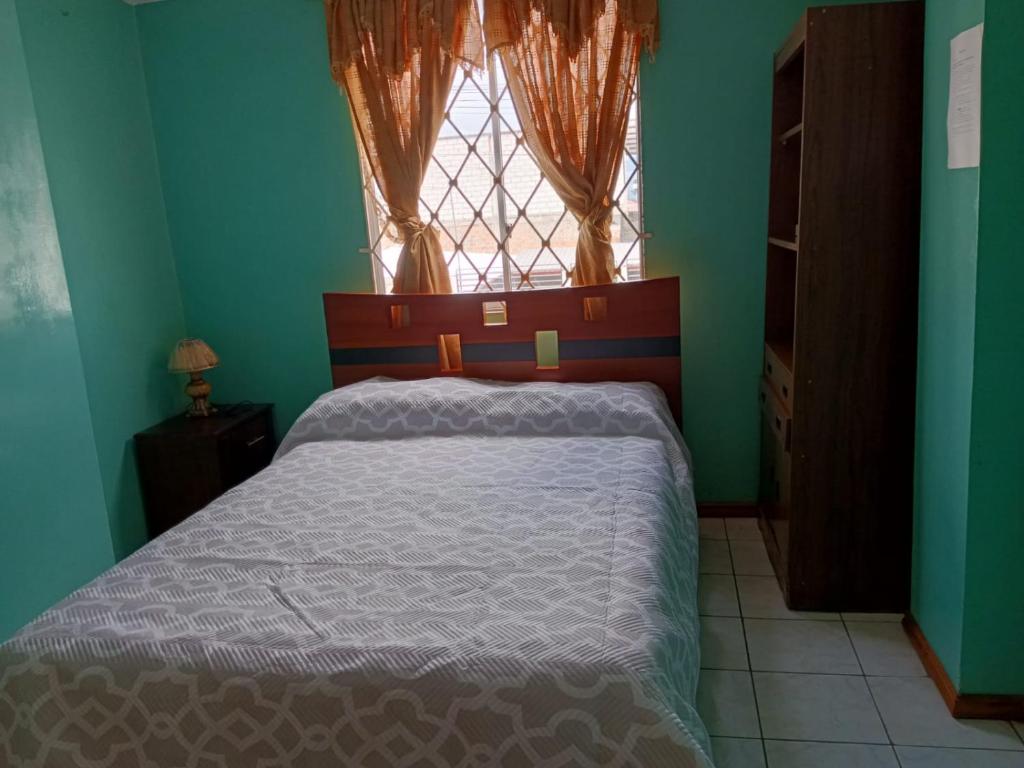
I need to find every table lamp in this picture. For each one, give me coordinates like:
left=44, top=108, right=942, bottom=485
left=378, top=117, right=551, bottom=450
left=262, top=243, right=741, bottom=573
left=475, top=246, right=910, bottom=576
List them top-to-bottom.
left=168, top=338, right=219, bottom=417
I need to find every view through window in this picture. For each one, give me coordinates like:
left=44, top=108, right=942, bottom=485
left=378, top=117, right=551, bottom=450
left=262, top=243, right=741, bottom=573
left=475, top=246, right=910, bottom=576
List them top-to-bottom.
left=359, top=17, right=645, bottom=294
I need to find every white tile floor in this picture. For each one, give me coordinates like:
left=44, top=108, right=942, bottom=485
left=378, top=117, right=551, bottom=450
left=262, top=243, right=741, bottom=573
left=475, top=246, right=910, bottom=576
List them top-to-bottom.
left=698, top=518, right=1024, bottom=768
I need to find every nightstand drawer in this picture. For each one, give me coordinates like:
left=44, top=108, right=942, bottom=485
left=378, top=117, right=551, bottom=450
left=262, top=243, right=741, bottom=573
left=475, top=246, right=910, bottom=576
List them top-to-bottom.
left=219, top=411, right=275, bottom=488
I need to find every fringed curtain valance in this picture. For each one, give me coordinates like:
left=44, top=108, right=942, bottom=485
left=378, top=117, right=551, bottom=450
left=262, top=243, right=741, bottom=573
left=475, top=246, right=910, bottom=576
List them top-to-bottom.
left=326, top=0, right=484, bottom=294
left=483, top=0, right=658, bottom=58
left=484, top=0, right=658, bottom=285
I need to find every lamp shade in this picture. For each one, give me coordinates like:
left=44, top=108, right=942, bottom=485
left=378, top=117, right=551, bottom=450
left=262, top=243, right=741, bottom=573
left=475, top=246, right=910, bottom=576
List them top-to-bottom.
left=168, top=338, right=219, bottom=373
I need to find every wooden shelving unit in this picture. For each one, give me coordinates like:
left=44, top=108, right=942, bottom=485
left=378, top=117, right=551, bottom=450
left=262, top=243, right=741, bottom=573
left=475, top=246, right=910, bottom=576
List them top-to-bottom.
left=757, top=2, right=924, bottom=612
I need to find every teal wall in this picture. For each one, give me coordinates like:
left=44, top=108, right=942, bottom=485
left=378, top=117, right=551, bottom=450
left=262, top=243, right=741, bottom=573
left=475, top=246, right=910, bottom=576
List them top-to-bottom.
left=0, top=0, right=115, bottom=639
left=5, top=0, right=1019, bottom=693
left=16, top=0, right=187, bottom=560
left=134, top=0, right=851, bottom=501
left=136, top=0, right=372, bottom=438
left=641, top=0, right=869, bottom=499
left=911, top=0, right=984, bottom=690
left=913, top=0, right=1024, bottom=695
left=959, top=0, right=1024, bottom=695
left=641, top=2, right=779, bottom=499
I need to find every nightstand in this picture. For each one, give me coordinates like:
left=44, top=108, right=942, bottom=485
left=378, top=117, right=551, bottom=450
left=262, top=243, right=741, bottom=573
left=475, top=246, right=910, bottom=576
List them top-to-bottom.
left=134, top=404, right=275, bottom=538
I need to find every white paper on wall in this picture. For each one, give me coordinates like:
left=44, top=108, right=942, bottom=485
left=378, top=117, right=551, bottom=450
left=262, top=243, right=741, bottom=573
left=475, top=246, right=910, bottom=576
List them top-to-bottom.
left=947, top=23, right=984, bottom=169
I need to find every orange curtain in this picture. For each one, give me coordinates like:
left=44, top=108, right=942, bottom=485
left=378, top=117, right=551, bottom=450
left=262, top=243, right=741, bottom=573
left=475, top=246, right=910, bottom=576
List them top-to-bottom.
left=326, top=0, right=484, bottom=293
left=484, top=0, right=657, bottom=285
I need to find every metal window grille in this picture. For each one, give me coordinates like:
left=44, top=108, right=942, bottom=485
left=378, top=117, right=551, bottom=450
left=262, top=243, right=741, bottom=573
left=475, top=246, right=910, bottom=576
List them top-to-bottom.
left=359, top=41, right=646, bottom=294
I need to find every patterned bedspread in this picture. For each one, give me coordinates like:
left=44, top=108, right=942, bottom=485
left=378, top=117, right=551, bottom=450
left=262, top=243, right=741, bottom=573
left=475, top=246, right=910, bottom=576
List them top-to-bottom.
left=0, top=378, right=712, bottom=767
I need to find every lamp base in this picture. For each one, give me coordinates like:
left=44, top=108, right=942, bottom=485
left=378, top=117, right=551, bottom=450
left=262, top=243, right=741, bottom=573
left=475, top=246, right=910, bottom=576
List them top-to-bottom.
left=184, top=372, right=217, bottom=418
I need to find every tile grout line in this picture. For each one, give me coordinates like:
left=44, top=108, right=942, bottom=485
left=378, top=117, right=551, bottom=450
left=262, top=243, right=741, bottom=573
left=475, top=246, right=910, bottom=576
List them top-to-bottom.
left=724, top=519, right=770, bottom=766
left=844, top=614, right=900, bottom=761
left=840, top=615, right=868, bottom=680
left=713, top=669, right=999, bottom=682
left=756, top=735, right=1024, bottom=752
left=757, top=736, right=888, bottom=746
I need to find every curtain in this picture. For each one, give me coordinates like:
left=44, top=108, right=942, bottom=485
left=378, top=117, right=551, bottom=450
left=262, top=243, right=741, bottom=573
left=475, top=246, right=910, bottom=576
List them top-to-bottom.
left=326, top=0, right=484, bottom=293
left=484, top=0, right=658, bottom=286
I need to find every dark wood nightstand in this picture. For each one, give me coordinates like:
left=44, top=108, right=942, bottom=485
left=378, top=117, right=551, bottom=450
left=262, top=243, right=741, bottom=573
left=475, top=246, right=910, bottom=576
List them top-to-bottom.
left=134, top=404, right=275, bottom=538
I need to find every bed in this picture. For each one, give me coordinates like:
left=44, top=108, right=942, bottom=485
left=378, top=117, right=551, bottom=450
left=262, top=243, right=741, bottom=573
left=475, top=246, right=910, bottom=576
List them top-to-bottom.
left=0, top=281, right=713, bottom=768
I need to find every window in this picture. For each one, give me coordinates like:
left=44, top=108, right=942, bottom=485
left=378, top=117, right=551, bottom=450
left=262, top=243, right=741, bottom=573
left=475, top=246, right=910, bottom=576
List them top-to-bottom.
left=359, top=25, right=646, bottom=294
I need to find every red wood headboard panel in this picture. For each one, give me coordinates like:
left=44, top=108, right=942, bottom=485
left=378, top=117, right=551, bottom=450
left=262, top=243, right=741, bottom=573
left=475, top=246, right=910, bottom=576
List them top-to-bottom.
left=323, top=277, right=682, bottom=423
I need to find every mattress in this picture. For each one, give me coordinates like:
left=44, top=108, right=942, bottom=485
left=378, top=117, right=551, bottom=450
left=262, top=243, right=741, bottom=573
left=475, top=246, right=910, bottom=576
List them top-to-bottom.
left=0, top=378, right=712, bottom=767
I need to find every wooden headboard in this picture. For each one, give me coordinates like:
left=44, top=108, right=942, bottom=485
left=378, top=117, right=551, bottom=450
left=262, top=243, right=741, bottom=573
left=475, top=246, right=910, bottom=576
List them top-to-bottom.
left=323, top=277, right=682, bottom=423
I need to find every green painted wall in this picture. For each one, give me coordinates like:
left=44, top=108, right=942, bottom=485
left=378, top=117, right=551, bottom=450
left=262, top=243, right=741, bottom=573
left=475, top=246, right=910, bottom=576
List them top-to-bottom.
left=0, top=0, right=115, bottom=639
left=5, top=0, right=1016, bottom=693
left=7, top=0, right=1017, bottom=695
left=15, top=0, right=187, bottom=560
left=136, top=0, right=372, bottom=438
left=136, top=0, right=870, bottom=501
left=641, top=0, right=870, bottom=499
left=911, top=0, right=985, bottom=690
left=914, top=0, right=1024, bottom=695
left=959, top=0, right=1024, bottom=695
left=641, top=2, right=778, bottom=500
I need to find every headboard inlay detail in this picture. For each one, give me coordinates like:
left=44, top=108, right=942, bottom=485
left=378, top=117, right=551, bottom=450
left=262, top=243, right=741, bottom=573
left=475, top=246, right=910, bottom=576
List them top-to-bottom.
left=323, top=277, right=682, bottom=423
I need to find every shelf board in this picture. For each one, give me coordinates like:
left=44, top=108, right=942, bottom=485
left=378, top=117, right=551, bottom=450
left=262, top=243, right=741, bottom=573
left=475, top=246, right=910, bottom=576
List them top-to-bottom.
left=774, top=15, right=806, bottom=73
left=778, top=122, right=803, bottom=144
left=768, top=237, right=799, bottom=252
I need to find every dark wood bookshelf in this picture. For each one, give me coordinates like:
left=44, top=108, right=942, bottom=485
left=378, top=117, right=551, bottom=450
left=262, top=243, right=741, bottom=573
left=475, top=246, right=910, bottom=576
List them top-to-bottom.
left=758, top=2, right=924, bottom=612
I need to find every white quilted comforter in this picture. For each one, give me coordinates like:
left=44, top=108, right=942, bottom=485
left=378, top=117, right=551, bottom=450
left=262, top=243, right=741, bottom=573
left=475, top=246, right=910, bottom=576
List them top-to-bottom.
left=1, top=378, right=712, bottom=767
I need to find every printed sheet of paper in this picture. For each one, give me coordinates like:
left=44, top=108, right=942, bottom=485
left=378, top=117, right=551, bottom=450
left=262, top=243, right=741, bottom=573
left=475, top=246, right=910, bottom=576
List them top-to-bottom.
left=947, top=23, right=983, bottom=169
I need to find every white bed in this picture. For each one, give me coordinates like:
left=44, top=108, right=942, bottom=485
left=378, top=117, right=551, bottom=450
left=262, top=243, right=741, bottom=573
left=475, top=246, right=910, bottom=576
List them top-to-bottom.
left=0, top=378, right=712, bottom=767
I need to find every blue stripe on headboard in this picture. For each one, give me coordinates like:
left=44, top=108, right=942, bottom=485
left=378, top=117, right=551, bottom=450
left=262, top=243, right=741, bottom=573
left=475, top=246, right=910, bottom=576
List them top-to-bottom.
left=329, top=336, right=680, bottom=367
left=562, top=336, right=681, bottom=360
left=329, top=345, right=439, bottom=366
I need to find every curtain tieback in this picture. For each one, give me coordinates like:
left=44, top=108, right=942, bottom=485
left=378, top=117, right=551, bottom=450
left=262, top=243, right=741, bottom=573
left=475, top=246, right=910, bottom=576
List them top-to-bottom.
left=581, top=209, right=613, bottom=243
left=393, top=214, right=436, bottom=246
